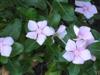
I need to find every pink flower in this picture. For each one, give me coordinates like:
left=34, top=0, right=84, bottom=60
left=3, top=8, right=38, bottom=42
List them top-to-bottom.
left=75, top=1, right=98, bottom=19
left=26, top=20, right=55, bottom=45
left=56, top=25, right=67, bottom=39
left=73, top=25, right=95, bottom=45
left=0, top=37, right=14, bottom=57
left=63, top=39, right=92, bottom=64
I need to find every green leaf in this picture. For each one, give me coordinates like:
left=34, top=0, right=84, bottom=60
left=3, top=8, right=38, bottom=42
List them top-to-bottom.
left=22, top=0, right=47, bottom=10
left=56, top=0, right=68, bottom=3
left=53, top=2, right=76, bottom=22
left=62, top=5, right=76, bottom=22
left=17, top=7, right=38, bottom=19
left=48, top=11, right=61, bottom=28
left=0, top=19, right=22, bottom=40
left=91, top=29, right=100, bottom=40
left=24, top=39, right=39, bottom=52
left=11, top=42, right=24, bottom=57
left=88, top=42, right=100, bottom=59
left=0, top=56, right=8, bottom=64
left=6, top=60, right=23, bottom=75
left=68, top=64, right=80, bottom=75
left=84, top=66, right=97, bottom=75
left=45, top=71, right=60, bottom=75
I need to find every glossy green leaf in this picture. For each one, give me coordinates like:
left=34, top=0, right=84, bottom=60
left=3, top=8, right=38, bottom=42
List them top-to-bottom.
left=0, top=19, right=22, bottom=40
left=24, top=39, right=39, bottom=52
left=11, top=42, right=24, bottom=57
left=88, top=42, right=100, bottom=58
left=68, top=64, right=80, bottom=75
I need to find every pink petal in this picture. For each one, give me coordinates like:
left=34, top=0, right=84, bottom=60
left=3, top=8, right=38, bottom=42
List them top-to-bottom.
left=75, top=1, right=91, bottom=7
left=91, top=5, right=98, bottom=14
left=75, top=8, right=84, bottom=14
left=83, top=12, right=94, bottom=19
left=28, top=20, right=38, bottom=31
left=37, top=20, right=47, bottom=29
left=57, top=25, right=67, bottom=38
left=57, top=25, right=66, bottom=34
left=73, top=25, right=79, bottom=36
left=42, top=26, right=55, bottom=36
left=79, top=26, right=94, bottom=41
left=79, top=26, right=90, bottom=34
left=26, top=32, right=37, bottom=40
left=37, top=34, right=46, bottom=45
left=3, top=37, right=14, bottom=46
left=0, top=38, right=4, bottom=42
left=65, top=39, right=76, bottom=51
left=76, top=40, right=87, bottom=50
left=1, top=46, right=12, bottom=57
left=80, top=49, right=92, bottom=61
left=63, top=52, right=74, bottom=62
left=91, top=55, right=96, bottom=61
left=73, top=56, right=84, bottom=64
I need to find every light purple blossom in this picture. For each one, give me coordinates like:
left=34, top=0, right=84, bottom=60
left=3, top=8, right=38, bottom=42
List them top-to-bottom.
left=75, top=1, right=98, bottom=19
left=26, top=20, right=55, bottom=45
left=56, top=25, right=67, bottom=39
left=73, top=25, right=95, bottom=45
left=0, top=37, right=14, bottom=57
left=63, top=39, right=92, bottom=64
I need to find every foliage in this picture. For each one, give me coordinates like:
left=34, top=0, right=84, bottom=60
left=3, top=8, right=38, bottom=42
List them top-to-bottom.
left=0, top=0, right=100, bottom=75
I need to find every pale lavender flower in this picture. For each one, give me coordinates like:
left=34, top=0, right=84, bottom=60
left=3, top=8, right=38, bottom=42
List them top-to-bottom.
left=75, top=1, right=98, bottom=19
left=26, top=20, right=55, bottom=45
left=56, top=25, right=67, bottom=39
left=73, top=25, right=95, bottom=45
left=0, top=37, right=14, bottom=57
left=63, top=39, right=92, bottom=64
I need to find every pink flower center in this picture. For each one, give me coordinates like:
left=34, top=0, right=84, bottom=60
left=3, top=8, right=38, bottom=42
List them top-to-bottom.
left=82, top=6, right=90, bottom=12
left=36, top=28, right=42, bottom=34
left=74, top=50, right=80, bottom=56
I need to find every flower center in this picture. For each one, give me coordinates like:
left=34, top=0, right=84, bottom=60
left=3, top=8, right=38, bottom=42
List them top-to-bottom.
left=82, top=6, right=90, bottom=12
left=36, top=28, right=42, bottom=34
left=74, top=50, right=80, bottom=56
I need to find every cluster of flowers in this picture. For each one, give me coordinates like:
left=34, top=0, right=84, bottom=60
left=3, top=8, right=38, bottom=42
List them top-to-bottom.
left=0, top=1, right=98, bottom=64
left=63, top=26, right=96, bottom=64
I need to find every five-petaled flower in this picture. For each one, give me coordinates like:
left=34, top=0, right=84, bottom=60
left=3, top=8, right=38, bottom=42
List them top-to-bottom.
left=75, top=1, right=98, bottom=19
left=26, top=20, right=55, bottom=45
left=74, top=25, right=95, bottom=45
left=0, top=37, right=14, bottom=57
left=63, top=39, right=92, bottom=64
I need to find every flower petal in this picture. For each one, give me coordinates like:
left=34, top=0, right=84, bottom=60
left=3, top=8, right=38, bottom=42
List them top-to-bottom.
left=75, top=1, right=91, bottom=7
left=91, top=5, right=98, bottom=14
left=75, top=8, right=84, bottom=14
left=83, top=12, right=94, bottom=19
left=28, top=20, right=38, bottom=31
left=37, top=20, right=47, bottom=29
left=57, top=25, right=67, bottom=38
left=57, top=25, right=66, bottom=34
left=73, top=25, right=79, bottom=36
left=42, top=26, right=55, bottom=36
left=79, top=26, right=94, bottom=41
left=26, top=32, right=37, bottom=40
left=37, top=34, right=46, bottom=45
left=3, top=37, right=14, bottom=46
left=0, top=38, right=4, bottom=42
left=65, top=39, right=76, bottom=51
left=76, top=40, right=87, bottom=50
left=1, top=46, right=12, bottom=57
left=80, top=49, right=92, bottom=61
left=63, top=52, right=74, bottom=62
left=91, top=55, right=96, bottom=61
left=73, top=56, right=84, bottom=64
